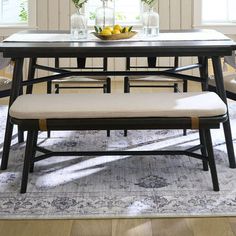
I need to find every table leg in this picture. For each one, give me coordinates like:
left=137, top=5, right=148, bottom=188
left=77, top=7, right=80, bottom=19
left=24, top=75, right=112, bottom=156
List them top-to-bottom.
left=198, top=56, right=209, bottom=91
left=212, top=56, right=236, bottom=168
left=1, top=58, right=24, bottom=170
left=26, top=58, right=37, bottom=94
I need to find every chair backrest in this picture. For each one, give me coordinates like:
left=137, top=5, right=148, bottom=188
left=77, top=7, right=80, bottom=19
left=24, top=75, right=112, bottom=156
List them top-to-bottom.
left=126, top=56, right=179, bottom=70
left=54, top=57, right=108, bottom=71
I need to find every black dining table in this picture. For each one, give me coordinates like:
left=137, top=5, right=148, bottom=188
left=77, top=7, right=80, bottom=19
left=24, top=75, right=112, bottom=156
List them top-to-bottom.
left=0, top=29, right=236, bottom=169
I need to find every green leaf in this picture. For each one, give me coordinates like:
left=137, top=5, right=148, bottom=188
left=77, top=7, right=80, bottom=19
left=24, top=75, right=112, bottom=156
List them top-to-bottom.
left=94, top=26, right=99, bottom=33
left=128, top=26, right=133, bottom=32
left=99, top=27, right=103, bottom=32
left=121, top=27, right=126, bottom=33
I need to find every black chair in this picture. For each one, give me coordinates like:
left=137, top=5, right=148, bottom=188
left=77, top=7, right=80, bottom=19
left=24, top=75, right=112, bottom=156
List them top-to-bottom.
left=124, top=56, right=187, bottom=136
left=47, top=57, right=111, bottom=137
left=49, top=57, right=111, bottom=95
left=124, top=57, right=187, bottom=93
left=0, top=69, right=24, bottom=143
left=208, top=71, right=236, bottom=100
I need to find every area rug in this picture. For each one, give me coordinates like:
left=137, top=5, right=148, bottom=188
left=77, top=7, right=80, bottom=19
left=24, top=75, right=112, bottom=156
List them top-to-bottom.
left=0, top=104, right=236, bottom=219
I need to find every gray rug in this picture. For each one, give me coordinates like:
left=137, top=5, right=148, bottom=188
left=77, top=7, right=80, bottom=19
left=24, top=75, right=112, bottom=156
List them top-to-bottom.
left=0, top=104, right=236, bottom=219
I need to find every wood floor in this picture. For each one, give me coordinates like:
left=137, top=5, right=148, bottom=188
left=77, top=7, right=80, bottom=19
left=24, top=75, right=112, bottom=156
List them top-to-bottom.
left=1, top=81, right=236, bottom=235
left=0, top=218, right=235, bottom=236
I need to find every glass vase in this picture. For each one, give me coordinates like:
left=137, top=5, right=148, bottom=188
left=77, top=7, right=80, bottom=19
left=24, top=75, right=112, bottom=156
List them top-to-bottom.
left=95, top=1, right=115, bottom=28
left=142, top=7, right=159, bottom=37
left=70, top=9, right=87, bottom=40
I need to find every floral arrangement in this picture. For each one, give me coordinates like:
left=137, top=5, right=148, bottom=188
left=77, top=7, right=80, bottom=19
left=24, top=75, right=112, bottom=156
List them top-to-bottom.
left=72, top=0, right=88, bottom=9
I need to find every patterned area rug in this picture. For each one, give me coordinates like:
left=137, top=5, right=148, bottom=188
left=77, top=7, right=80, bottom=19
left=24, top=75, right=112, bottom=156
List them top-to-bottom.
left=0, top=104, right=236, bottom=219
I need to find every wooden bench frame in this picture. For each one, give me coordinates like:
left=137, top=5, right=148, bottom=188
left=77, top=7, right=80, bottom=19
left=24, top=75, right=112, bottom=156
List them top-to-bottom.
left=11, top=114, right=227, bottom=193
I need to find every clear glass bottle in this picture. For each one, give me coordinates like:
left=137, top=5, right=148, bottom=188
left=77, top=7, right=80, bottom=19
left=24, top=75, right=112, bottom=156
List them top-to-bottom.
left=95, top=0, right=115, bottom=28
left=143, top=7, right=159, bottom=37
left=70, top=9, right=87, bottom=40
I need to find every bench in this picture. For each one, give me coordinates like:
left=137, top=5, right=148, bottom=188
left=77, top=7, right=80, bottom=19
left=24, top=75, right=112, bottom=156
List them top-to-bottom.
left=9, top=92, right=227, bottom=193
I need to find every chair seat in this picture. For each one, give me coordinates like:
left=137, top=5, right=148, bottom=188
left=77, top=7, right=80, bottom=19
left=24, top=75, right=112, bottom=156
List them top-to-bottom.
left=209, top=72, right=236, bottom=94
left=52, top=76, right=108, bottom=84
left=127, top=76, right=183, bottom=84
left=0, top=77, right=12, bottom=91
left=10, top=92, right=227, bottom=120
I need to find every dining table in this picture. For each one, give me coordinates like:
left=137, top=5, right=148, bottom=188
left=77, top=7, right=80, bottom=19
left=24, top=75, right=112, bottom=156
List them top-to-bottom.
left=0, top=29, right=236, bottom=170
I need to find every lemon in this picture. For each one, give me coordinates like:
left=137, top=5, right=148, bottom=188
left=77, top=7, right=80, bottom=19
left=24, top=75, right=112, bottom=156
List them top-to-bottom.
left=113, top=24, right=122, bottom=31
left=104, top=26, right=113, bottom=32
left=100, top=29, right=112, bottom=35
left=112, top=29, right=121, bottom=35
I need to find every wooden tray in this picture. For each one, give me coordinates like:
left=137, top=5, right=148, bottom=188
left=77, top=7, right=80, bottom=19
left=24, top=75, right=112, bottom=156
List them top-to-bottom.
left=92, top=31, right=137, bottom=40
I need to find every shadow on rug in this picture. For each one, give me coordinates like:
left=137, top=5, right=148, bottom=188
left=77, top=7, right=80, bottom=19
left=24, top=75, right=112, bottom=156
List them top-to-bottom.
left=0, top=104, right=236, bottom=219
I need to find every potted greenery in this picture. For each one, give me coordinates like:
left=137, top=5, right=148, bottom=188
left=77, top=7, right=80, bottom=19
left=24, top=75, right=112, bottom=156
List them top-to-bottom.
left=71, top=0, right=88, bottom=39
left=72, top=0, right=88, bottom=10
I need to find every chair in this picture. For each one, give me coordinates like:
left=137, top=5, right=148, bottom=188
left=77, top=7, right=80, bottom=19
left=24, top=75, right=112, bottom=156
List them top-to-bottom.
left=208, top=53, right=236, bottom=99
left=124, top=56, right=187, bottom=136
left=0, top=57, right=24, bottom=143
left=47, top=57, right=111, bottom=137
left=49, top=57, right=111, bottom=94
left=124, top=57, right=187, bottom=93
left=208, top=71, right=236, bottom=100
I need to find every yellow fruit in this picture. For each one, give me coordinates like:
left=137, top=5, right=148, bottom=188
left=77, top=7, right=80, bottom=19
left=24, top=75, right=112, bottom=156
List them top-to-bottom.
left=113, top=24, right=122, bottom=31
left=104, top=26, right=113, bottom=32
left=100, top=29, right=112, bottom=35
left=112, top=29, right=121, bottom=35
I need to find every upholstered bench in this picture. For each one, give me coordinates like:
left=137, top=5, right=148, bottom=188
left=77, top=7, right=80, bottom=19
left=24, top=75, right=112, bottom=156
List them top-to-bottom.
left=9, top=92, right=227, bottom=193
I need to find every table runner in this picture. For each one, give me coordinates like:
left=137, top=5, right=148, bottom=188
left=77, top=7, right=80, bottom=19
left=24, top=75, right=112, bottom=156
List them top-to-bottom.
left=3, top=29, right=231, bottom=43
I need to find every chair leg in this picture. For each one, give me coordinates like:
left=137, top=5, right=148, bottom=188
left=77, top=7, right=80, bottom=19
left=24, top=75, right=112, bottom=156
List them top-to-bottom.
left=105, top=77, right=111, bottom=137
left=124, top=77, right=130, bottom=136
left=124, top=77, right=130, bottom=93
left=182, top=80, right=188, bottom=135
left=183, top=80, right=188, bottom=92
left=47, top=81, right=53, bottom=138
left=174, top=83, right=178, bottom=93
left=55, top=84, right=59, bottom=94
left=1, top=117, right=14, bottom=170
left=17, top=127, right=24, bottom=143
left=199, top=129, right=209, bottom=171
left=204, top=129, right=219, bottom=191
left=20, top=130, right=37, bottom=194
left=29, top=131, right=38, bottom=173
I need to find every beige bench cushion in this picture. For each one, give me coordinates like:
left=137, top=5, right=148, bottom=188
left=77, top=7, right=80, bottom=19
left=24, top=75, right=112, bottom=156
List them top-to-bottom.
left=209, top=72, right=236, bottom=94
left=52, top=76, right=107, bottom=84
left=128, top=76, right=183, bottom=84
left=0, top=77, right=12, bottom=91
left=10, top=92, right=227, bottom=120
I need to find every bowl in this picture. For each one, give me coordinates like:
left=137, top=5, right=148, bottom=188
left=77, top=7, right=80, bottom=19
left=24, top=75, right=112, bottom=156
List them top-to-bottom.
left=92, top=31, right=137, bottom=40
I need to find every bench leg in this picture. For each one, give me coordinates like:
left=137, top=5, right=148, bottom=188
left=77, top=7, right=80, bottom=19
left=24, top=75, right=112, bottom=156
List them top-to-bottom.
left=199, top=129, right=209, bottom=171
left=204, top=129, right=219, bottom=191
left=21, top=130, right=37, bottom=194
left=29, top=131, right=38, bottom=173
